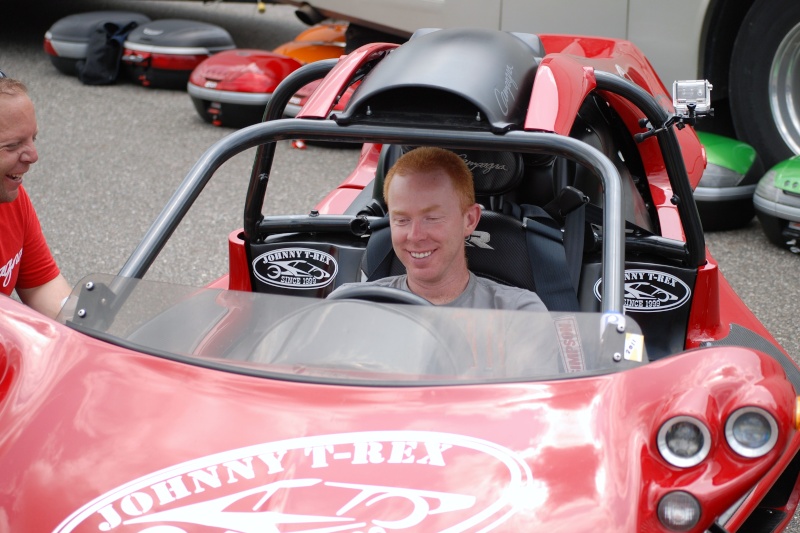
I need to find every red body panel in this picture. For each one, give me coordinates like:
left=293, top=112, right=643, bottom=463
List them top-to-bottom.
left=8, top=29, right=799, bottom=533
left=523, top=35, right=704, bottom=242
left=297, top=43, right=399, bottom=119
left=189, top=49, right=302, bottom=93
left=525, top=55, right=597, bottom=135
left=314, top=142, right=383, bottom=215
left=315, top=186, right=363, bottom=214
left=226, top=229, right=251, bottom=292
left=686, top=249, right=786, bottom=353
left=0, top=296, right=794, bottom=532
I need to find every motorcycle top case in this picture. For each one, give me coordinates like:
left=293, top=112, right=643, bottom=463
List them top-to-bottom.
left=43, top=11, right=151, bottom=75
left=122, top=19, right=235, bottom=89
left=272, top=22, right=347, bottom=65
left=188, top=49, right=302, bottom=128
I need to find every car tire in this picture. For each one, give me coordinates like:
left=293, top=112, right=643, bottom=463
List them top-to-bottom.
left=729, top=0, right=800, bottom=168
left=696, top=198, right=755, bottom=232
left=756, top=211, right=787, bottom=247
left=756, top=211, right=800, bottom=254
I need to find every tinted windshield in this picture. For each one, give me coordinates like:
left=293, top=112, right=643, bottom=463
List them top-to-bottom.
left=59, top=274, right=647, bottom=384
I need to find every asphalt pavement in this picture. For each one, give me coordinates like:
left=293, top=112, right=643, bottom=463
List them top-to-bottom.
left=1, top=0, right=800, bottom=529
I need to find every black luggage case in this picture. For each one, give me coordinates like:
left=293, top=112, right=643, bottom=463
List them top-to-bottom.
left=44, top=11, right=151, bottom=76
left=122, top=19, right=235, bottom=89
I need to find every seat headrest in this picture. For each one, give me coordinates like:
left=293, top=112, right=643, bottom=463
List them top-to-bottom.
left=371, top=145, right=526, bottom=212
left=398, top=146, right=524, bottom=197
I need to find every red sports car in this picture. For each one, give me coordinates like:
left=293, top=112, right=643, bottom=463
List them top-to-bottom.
left=2, top=27, right=799, bottom=533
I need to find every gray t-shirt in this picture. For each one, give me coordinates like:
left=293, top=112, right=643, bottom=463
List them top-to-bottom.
left=338, top=272, right=548, bottom=311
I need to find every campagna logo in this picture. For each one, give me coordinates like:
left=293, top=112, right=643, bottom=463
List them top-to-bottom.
left=494, top=65, right=518, bottom=116
left=457, top=154, right=510, bottom=175
left=252, top=247, right=338, bottom=290
left=0, top=248, right=22, bottom=288
left=593, top=269, right=691, bottom=313
left=54, top=431, right=533, bottom=533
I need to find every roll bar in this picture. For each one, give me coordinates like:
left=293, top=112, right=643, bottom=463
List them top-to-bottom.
left=119, top=55, right=709, bottom=316
left=118, top=119, right=627, bottom=313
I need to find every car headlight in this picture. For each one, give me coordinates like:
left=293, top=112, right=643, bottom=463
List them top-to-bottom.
left=725, top=407, right=778, bottom=458
left=657, top=416, right=711, bottom=467
left=658, top=491, right=702, bottom=531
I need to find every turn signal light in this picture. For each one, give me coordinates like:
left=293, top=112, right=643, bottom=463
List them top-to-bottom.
left=795, top=396, right=800, bottom=430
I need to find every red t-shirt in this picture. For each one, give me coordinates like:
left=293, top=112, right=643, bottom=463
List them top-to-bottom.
left=0, top=186, right=61, bottom=296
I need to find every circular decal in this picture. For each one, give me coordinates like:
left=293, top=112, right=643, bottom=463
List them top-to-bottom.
left=252, top=247, right=338, bottom=290
left=593, top=269, right=691, bottom=313
left=54, top=431, right=533, bottom=533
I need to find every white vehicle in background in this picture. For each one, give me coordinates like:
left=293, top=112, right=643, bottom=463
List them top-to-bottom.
left=275, top=0, right=800, bottom=170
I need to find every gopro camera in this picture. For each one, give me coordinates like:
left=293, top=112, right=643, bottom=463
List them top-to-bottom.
left=673, top=80, right=712, bottom=115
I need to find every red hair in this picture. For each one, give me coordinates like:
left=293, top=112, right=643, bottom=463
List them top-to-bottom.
left=384, top=147, right=476, bottom=210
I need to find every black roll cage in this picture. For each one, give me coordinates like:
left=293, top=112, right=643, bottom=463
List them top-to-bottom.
left=118, top=53, right=707, bottom=319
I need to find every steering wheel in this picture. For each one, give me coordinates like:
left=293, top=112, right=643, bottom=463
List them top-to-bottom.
left=326, top=284, right=432, bottom=305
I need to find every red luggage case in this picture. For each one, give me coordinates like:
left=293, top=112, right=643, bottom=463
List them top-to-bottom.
left=122, top=19, right=235, bottom=89
left=187, top=22, right=349, bottom=128
left=188, top=49, right=302, bottom=128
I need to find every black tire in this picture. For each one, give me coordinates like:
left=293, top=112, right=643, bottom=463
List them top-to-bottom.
left=729, top=0, right=800, bottom=168
left=696, top=198, right=755, bottom=232
left=756, top=211, right=789, bottom=248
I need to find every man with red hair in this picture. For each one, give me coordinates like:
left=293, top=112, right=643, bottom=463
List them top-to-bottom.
left=350, top=146, right=546, bottom=310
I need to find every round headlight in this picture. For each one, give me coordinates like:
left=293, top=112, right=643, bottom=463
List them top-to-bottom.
left=725, top=407, right=778, bottom=458
left=657, top=416, right=712, bottom=467
left=657, top=491, right=701, bottom=531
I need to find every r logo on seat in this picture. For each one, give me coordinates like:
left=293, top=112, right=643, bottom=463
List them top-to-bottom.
left=466, top=231, right=494, bottom=249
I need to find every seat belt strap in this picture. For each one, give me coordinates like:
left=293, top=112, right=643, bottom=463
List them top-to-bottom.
left=562, top=202, right=586, bottom=293
left=522, top=205, right=580, bottom=311
left=364, top=223, right=394, bottom=280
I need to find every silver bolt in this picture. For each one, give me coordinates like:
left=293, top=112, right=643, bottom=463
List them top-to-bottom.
left=85, top=281, right=94, bottom=290
left=77, top=309, right=87, bottom=318
left=612, top=352, right=622, bottom=362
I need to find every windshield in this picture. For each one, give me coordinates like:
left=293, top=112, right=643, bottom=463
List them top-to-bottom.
left=58, top=274, right=648, bottom=385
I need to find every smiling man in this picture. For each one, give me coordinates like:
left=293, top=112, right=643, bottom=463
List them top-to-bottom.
left=0, top=77, right=70, bottom=319
left=350, top=147, right=547, bottom=310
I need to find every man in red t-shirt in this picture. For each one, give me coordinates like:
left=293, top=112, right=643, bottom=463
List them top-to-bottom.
left=0, top=77, right=70, bottom=319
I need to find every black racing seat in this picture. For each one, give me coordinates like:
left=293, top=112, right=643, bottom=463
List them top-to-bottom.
left=370, top=145, right=528, bottom=208
left=361, top=146, right=583, bottom=311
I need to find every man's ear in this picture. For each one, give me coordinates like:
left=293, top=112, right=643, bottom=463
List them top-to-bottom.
left=463, top=203, right=481, bottom=236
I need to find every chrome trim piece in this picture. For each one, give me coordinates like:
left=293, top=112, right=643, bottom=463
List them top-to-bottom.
left=187, top=83, right=272, bottom=105
left=692, top=184, right=757, bottom=201
left=753, top=193, right=800, bottom=221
